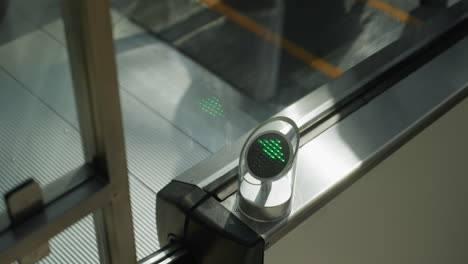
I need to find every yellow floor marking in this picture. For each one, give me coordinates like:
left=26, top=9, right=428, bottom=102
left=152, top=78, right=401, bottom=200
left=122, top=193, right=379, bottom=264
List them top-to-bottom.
left=198, top=0, right=343, bottom=78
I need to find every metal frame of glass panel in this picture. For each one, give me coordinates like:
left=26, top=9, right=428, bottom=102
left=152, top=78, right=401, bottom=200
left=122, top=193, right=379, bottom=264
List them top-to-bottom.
left=0, top=0, right=137, bottom=263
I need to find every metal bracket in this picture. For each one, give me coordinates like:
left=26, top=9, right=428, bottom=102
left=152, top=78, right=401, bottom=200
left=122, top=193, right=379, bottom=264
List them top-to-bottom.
left=5, top=179, right=50, bottom=264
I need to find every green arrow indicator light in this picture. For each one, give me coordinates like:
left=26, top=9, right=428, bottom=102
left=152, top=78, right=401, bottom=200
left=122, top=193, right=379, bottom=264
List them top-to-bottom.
left=258, top=138, right=286, bottom=162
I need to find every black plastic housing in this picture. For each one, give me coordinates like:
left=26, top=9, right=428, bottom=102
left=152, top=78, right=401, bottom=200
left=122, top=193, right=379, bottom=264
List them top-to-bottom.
left=157, top=180, right=264, bottom=264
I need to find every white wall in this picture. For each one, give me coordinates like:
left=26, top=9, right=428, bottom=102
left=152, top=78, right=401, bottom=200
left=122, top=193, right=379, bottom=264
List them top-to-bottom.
left=266, top=97, right=468, bottom=264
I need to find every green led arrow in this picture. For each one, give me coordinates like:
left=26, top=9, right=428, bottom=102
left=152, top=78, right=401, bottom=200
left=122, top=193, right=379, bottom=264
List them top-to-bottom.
left=199, top=96, right=224, bottom=118
left=258, top=139, right=285, bottom=162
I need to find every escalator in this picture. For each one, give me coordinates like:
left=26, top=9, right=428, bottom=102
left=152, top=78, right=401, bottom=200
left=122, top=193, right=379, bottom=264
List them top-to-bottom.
left=1, top=0, right=468, bottom=263
left=115, top=0, right=461, bottom=106
left=111, top=1, right=468, bottom=263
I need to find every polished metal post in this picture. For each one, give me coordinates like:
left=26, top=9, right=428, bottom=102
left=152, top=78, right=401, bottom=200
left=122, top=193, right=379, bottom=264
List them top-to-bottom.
left=62, top=0, right=137, bottom=263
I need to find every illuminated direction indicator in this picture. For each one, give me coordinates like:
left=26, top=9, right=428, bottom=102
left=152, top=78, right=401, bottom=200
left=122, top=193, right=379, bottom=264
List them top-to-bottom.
left=199, top=96, right=224, bottom=118
left=247, top=133, right=290, bottom=179
left=258, top=139, right=285, bottom=162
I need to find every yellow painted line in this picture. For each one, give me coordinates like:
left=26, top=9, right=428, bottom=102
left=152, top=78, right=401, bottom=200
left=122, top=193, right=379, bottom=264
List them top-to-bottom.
left=198, top=0, right=343, bottom=78
left=362, top=0, right=422, bottom=26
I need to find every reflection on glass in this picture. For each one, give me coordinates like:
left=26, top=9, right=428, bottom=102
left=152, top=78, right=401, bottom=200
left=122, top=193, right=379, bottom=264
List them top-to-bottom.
left=0, top=0, right=84, bottom=232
